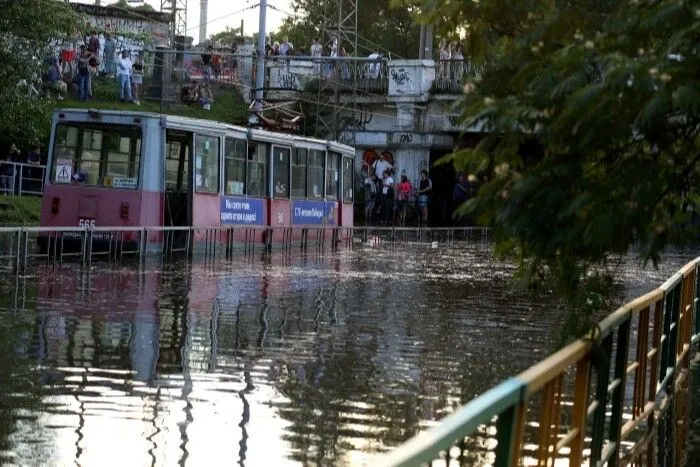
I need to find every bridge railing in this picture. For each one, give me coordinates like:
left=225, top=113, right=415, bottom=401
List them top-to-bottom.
left=380, top=257, right=700, bottom=466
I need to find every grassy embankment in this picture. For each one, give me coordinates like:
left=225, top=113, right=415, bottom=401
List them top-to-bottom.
left=65, top=77, right=250, bottom=123
left=0, top=78, right=250, bottom=226
left=0, top=196, right=42, bottom=226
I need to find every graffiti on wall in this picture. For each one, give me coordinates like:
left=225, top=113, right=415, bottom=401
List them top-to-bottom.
left=74, top=4, right=170, bottom=45
left=390, top=68, right=411, bottom=86
left=277, top=70, right=299, bottom=89
left=339, top=105, right=374, bottom=132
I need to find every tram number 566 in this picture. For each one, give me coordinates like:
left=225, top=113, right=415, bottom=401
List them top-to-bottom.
left=79, top=219, right=96, bottom=228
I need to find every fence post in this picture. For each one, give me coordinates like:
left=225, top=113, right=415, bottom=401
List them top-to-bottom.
left=608, top=317, right=632, bottom=466
left=590, top=334, right=613, bottom=465
left=493, top=402, right=525, bottom=467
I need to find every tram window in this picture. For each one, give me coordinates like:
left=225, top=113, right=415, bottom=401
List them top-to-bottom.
left=51, top=124, right=141, bottom=188
left=51, top=125, right=78, bottom=183
left=79, top=129, right=103, bottom=185
left=106, top=135, right=140, bottom=180
left=194, top=135, right=220, bottom=194
left=224, top=137, right=246, bottom=195
left=165, top=140, right=189, bottom=191
left=246, top=142, right=267, bottom=198
left=272, top=146, right=290, bottom=198
left=291, top=148, right=307, bottom=198
left=307, top=149, right=324, bottom=199
left=326, top=152, right=339, bottom=200
left=342, top=156, right=354, bottom=202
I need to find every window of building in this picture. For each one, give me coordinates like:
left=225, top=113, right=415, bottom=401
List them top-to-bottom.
left=51, top=123, right=141, bottom=188
left=194, top=135, right=220, bottom=194
left=225, top=137, right=247, bottom=195
left=246, top=142, right=267, bottom=198
left=272, top=146, right=290, bottom=198
left=291, top=148, right=307, bottom=198
left=307, top=149, right=325, bottom=199
left=326, top=152, right=339, bottom=200
left=342, top=156, right=354, bottom=202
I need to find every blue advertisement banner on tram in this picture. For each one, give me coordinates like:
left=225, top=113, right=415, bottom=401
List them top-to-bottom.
left=220, top=197, right=264, bottom=225
left=292, top=200, right=336, bottom=225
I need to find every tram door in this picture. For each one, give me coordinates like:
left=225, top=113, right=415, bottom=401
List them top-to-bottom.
left=164, top=130, right=193, bottom=247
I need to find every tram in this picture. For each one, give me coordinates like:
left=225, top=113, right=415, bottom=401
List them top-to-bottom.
left=39, top=109, right=355, bottom=250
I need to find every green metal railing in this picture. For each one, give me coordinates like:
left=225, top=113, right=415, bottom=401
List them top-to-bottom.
left=381, top=257, right=700, bottom=466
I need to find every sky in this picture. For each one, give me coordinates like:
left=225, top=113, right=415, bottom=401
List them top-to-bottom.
left=72, top=0, right=292, bottom=39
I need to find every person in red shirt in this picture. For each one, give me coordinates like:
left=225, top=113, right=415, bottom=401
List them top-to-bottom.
left=396, top=174, right=412, bottom=226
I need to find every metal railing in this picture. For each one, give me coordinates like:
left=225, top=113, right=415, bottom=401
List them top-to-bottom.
left=48, top=45, right=483, bottom=105
left=432, top=60, right=485, bottom=94
left=0, top=161, right=46, bottom=196
left=0, top=225, right=491, bottom=271
left=380, top=257, right=700, bottom=466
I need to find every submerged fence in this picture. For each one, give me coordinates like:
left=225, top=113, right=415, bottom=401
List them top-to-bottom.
left=0, top=225, right=491, bottom=270
left=380, top=257, right=700, bottom=466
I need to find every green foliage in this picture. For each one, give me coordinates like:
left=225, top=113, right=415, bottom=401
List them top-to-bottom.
left=0, top=0, right=80, bottom=148
left=108, top=0, right=156, bottom=12
left=279, top=0, right=421, bottom=57
left=427, top=0, right=700, bottom=328
left=209, top=26, right=244, bottom=48
left=0, top=196, right=42, bottom=226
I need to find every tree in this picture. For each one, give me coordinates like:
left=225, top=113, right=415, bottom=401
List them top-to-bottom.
left=0, top=0, right=80, bottom=148
left=109, top=0, right=156, bottom=12
left=278, top=0, right=421, bottom=58
left=426, top=0, right=700, bottom=328
left=209, top=26, right=244, bottom=49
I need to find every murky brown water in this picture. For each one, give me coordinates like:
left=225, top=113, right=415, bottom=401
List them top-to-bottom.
left=0, top=243, right=697, bottom=466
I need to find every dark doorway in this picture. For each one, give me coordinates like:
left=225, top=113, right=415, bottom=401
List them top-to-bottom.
left=163, top=130, right=193, bottom=250
left=427, top=134, right=481, bottom=226
left=428, top=150, right=456, bottom=227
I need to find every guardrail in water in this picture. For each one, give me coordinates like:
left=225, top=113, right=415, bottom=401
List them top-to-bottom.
left=0, top=225, right=491, bottom=270
left=379, top=257, right=700, bottom=466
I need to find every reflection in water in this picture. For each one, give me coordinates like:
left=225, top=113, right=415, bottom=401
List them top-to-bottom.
left=0, top=244, right=697, bottom=466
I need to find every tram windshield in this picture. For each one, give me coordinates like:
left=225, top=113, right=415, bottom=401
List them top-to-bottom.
left=50, top=123, right=142, bottom=189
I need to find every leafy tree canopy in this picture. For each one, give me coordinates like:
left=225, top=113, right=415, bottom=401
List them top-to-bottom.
left=0, top=0, right=80, bottom=148
left=108, top=0, right=156, bottom=12
left=275, top=0, right=420, bottom=58
left=424, top=0, right=700, bottom=322
left=208, top=26, right=244, bottom=49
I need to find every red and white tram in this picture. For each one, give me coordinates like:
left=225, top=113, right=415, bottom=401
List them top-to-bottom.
left=39, top=109, right=355, bottom=250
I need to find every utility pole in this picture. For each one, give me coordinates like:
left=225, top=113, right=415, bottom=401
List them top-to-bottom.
left=199, top=0, right=208, bottom=44
left=254, top=0, right=267, bottom=112
left=419, top=2, right=435, bottom=59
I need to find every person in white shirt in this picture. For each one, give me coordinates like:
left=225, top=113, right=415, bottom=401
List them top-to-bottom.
left=279, top=36, right=293, bottom=68
left=279, top=37, right=293, bottom=56
left=310, top=38, right=322, bottom=57
left=311, top=38, right=323, bottom=75
left=116, top=50, right=133, bottom=102
left=368, top=52, right=382, bottom=79
left=373, top=153, right=393, bottom=179
left=381, top=169, right=395, bottom=225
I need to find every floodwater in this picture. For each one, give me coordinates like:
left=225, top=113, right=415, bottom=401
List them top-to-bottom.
left=0, top=242, right=697, bottom=466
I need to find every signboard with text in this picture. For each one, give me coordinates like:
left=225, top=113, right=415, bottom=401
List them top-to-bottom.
left=220, top=197, right=264, bottom=225
left=292, top=200, right=337, bottom=225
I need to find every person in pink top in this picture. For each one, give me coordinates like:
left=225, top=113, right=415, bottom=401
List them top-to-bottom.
left=396, top=174, right=412, bottom=226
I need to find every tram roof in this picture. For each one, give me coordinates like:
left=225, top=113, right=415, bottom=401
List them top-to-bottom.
left=52, top=108, right=355, bottom=154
